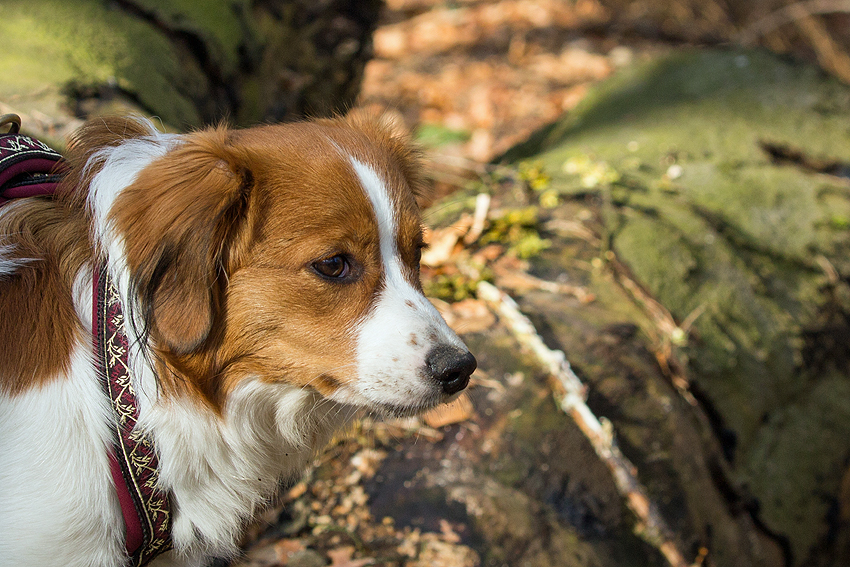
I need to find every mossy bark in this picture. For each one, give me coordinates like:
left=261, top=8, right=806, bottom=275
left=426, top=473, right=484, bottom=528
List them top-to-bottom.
left=0, top=0, right=380, bottom=131
left=503, top=47, right=850, bottom=566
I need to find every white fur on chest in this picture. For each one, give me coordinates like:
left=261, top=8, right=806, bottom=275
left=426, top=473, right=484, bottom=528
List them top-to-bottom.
left=0, top=303, right=352, bottom=567
left=0, top=345, right=125, bottom=567
left=141, top=380, right=351, bottom=560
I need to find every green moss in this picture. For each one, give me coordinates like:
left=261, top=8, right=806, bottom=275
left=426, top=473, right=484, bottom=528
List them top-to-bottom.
left=0, top=0, right=201, bottom=127
left=129, top=0, right=250, bottom=74
left=501, top=47, right=850, bottom=562
left=415, top=123, right=472, bottom=148
left=518, top=160, right=552, bottom=192
left=480, top=207, right=551, bottom=259
left=423, top=273, right=481, bottom=303
left=746, top=373, right=850, bottom=557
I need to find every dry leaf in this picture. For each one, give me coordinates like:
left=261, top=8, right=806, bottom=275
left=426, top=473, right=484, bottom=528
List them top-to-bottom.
left=422, top=220, right=471, bottom=267
left=449, top=298, right=497, bottom=333
left=424, top=392, right=474, bottom=428
left=274, top=539, right=306, bottom=564
left=327, top=545, right=374, bottom=567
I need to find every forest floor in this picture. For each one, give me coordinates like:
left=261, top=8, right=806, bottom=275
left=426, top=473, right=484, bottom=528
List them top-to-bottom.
left=358, top=0, right=668, bottom=180
left=231, top=2, right=679, bottom=566
left=232, top=2, right=850, bottom=566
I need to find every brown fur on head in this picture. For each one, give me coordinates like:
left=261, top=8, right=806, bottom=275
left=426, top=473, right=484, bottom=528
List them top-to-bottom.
left=1, top=114, right=467, bottom=415
left=98, top=116, right=428, bottom=410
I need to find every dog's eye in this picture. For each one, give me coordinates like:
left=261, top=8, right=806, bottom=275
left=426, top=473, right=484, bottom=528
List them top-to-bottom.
left=415, top=237, right=428, bottom=264
left=414, top=243, right=425, bottom=264
left=312, top=255, right=351, bottom=279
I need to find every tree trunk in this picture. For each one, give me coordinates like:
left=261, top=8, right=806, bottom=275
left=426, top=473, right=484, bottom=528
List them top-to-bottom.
left=0, top=0, right=382, bottom=139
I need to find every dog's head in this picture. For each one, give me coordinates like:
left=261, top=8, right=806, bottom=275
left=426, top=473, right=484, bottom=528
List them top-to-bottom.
left=83, top=115, right=475, bottom=415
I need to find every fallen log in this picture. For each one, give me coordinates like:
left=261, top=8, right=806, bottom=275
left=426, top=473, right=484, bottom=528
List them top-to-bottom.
left=477, top=280, right=696, bottom=567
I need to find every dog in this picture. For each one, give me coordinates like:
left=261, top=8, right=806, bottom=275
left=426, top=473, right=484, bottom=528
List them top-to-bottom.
left=0, top=114, right=476, bottom=566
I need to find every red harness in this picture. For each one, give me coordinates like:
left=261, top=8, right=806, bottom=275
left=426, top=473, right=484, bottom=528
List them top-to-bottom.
left=0, top=115, right=172, bottom=566
left=0, top=115, right=65, bottom=204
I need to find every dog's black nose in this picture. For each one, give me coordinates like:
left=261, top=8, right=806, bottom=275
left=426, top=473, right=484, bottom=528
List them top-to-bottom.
left=425, top=345, right=477, bottom=395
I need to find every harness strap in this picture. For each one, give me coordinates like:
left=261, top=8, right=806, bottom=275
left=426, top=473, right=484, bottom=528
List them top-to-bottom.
left=0, top=114, right=172, bottom=565
left=0, top=114, right=64, bottom=204
left=93, top=266, right=172, bottom=566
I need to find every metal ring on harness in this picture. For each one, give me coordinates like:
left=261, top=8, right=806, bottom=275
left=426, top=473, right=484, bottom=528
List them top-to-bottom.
left=0, top=114, right=22, bottom=135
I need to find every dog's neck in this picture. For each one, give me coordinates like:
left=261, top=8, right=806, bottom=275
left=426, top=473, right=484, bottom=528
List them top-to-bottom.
left=106, top=290, right=351, bottom=559
left=128, top=346, right=352, bottom=558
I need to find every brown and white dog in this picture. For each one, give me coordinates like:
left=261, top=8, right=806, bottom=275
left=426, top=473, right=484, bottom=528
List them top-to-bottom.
left=0, top=115, right=475, bottom=566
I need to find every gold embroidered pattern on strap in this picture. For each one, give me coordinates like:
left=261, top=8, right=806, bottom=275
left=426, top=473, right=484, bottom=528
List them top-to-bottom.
left=96, top=266, right=171, bottom=566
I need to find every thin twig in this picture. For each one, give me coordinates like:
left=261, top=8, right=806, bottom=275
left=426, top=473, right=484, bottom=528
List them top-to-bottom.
left=737, top=0, right=850, bottom=44
left=792, top=6, right=850, bottom=83
left=463, top=193, right=491, bottom=245
left=604, top=254, right=700, bottom=405
left=491, top=268, right=595, bottom=303
left=476, top=281, right=693, bottom=567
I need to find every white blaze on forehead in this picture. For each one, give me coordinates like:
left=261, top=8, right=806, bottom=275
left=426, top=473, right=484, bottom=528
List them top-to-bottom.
left=344, top=157, right=464, bottom=411
left=348, top=159, right=400, bottom=278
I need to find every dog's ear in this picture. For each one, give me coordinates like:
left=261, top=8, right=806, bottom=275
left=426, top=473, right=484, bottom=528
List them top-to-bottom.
left=112, top=128, right=253, bottom=354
